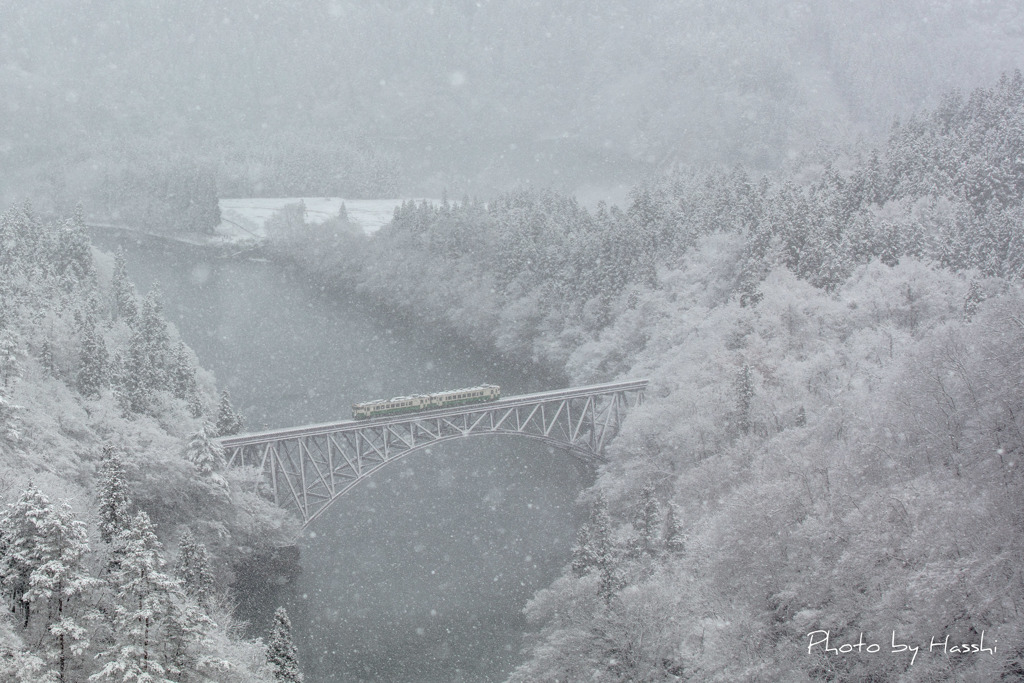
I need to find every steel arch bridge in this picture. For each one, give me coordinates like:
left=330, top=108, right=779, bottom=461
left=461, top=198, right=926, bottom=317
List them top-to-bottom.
left=219, top=379, right=648, bottom=526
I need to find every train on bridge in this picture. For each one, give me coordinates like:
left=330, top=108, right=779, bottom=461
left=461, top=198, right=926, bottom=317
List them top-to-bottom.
left=352, top=384, right=500, bottom=419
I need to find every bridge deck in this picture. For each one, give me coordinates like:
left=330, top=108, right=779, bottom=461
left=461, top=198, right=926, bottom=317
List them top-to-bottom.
left=220, top=378, right=649, bottom=447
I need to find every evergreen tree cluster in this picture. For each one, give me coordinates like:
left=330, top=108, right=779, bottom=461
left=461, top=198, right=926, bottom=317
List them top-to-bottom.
left=0, top=204, right=293, bottom=679
left=0, top=205, right=211, bottom=419
left=0, top=205, right=212, bottom=421
left=0, top=469, right=277, bottom=681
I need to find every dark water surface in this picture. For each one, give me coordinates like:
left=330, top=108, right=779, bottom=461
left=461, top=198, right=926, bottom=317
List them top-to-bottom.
left=89, top=231, right=588, bottom=682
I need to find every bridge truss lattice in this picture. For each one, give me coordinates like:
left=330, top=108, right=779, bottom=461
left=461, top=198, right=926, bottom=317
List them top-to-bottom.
left=220, top=379, right=648, bottom=526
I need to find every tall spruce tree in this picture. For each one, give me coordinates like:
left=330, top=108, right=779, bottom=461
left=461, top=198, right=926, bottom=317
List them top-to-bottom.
left=110, top=248, right=137, bottom=322
left=133, top=287, right=170, bottom=395
left=76, top=316, right=108, bottom=398
left=116, top=336, right=151, bottom=415
left=170, top=342, right=202, bottom=417
left=215, top=390, right=244, bottom=437
left=185, top=424, right=225, bottom=475
left=97, top=446, right=132, bottom=545
left=0, top=484, right=51, bottom=628
left=581, top=493, right=622, bottom=605
left=25, top=501, right=96, bottom=682
left=92, top=511, right=194, bottom=682
left=175, top=528, right=214, bottom=611
left=267, top=607, right=303, bottom=682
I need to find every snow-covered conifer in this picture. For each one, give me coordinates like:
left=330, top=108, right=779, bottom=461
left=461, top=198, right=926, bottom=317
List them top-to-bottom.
left=55, top=219, right=95, bottom=286
left=110, top=248, right=137, bottom=322
left=133, top=287, right=170, bottom=393
left=76, top=317, right=108, bottom=398
left=0, top=331, right=22, bottom=390
left=116, top=334, right=152, bottom=415
left=39, top=338, right=55, bottom=377
left=171, top=342, right=203, bottom=417
left=215, top=390, right=244, bottom=437
left=186, top=423, right=225, bottom=475
left=97, top=446, right=132, bottom=545
left=0, top=484, right=51, bottom=628
left=588, top=493, right=622, bottom=604
left=26, top=501, right=96, bottom=681
left=663, top=503, right=684, bottom=554
left=92, top=511, right=190, bottom=681
left=175, top=528, right=214, bottom=611
left=267, top=607, right=303, bottom=682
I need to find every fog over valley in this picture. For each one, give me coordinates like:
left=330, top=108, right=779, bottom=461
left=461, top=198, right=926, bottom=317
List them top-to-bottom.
left=1, top=2, right=1024, bottom=682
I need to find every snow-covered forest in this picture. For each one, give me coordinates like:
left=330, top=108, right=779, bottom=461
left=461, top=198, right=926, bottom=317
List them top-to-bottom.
left=3, top=0, right=1024, bottom=680
left=268, top=75, right=1024, bottom=680
left=0, top=208, right=300, bottom=680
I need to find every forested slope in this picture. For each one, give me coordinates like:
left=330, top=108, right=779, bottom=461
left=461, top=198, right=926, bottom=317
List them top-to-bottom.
left=270, top=73, right=1024, bottom=680
left=0, top=206, right=296, bottom=680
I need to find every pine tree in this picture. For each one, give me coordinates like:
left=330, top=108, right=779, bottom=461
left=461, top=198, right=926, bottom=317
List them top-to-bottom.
left=55, top=218, right=95, bottom=287
left=110, top=248, right=137, bottom=322
left=134, top=287, right=170, bottom=393
left=76, top=316, right=108, bottom=398
left=116, top=336, right=151, bottom=415
left=170, top=342, right=202, bottom=417
left=215, top=390, right=244, bottom=436
left=185, top=423, right=225, bottom=475
left=97, top=445, right=132, bottom=545
left=634, top=481, right=661, bottom=556
left=0, top=484, right=51, bottom=628
left=588, top=493, right=622, bottom=605
left=25, top=500, right=96, bottom=681
left=664, top=503, right=685, bottom=554
left=93, top=511, right=200, bottom=682
left=175, top=528, right=214, bottom=611
left=267, top=607, right=304, bottom=682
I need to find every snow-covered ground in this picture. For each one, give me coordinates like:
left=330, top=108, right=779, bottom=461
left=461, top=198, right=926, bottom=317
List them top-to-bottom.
left=218, top=197, right=435, bottom=240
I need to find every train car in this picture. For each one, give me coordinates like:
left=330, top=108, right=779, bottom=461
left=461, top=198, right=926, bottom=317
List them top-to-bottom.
left=352, top=384, right=500, bottom=420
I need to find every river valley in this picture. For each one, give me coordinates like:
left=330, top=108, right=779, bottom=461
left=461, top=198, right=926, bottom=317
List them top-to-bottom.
left=88, top=230, right=591, bottom=682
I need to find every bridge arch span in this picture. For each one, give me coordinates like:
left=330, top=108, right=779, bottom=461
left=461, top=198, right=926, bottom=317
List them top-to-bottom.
left=220, top=380, right=647, bottom=526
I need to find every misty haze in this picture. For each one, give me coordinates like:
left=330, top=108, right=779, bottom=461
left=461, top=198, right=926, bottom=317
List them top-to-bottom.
left=1, top=1, right=1023, bottom=681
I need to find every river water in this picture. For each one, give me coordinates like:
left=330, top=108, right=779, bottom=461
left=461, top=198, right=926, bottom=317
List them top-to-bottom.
left=89, top=230, right=589, bottom=682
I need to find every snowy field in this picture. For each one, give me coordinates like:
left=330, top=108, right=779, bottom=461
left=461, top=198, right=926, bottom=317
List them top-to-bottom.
left=217, top=197, right=435, bottom=239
